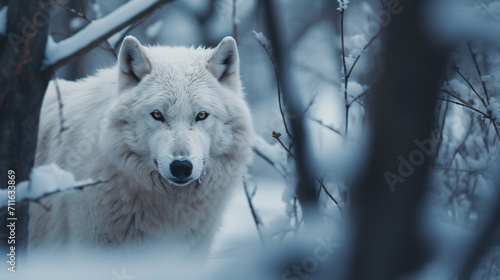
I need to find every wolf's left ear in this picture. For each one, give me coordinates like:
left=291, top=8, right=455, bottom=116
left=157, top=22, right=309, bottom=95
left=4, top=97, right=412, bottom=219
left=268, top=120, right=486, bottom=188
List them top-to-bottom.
left=118, top=36, right=151, bottom=90
left=207, top=36, right=241, bottom=90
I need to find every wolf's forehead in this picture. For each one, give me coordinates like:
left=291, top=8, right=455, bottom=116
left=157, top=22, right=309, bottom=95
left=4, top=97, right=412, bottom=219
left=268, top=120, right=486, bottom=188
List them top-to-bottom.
left=147, top=46, right=209, bottom=69
left=147, top=66, right=210, bottom=97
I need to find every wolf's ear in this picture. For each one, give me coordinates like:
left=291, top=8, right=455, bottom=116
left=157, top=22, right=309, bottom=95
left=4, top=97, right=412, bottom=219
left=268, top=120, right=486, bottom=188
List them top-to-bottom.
left=118, top=36, right=151, bottom=90
left=207, top=36, right=241, bottom=90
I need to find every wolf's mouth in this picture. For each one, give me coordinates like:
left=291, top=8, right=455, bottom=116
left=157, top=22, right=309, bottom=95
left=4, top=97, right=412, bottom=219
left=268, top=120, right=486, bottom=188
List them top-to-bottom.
left=170, top=179, right=191, bottom=186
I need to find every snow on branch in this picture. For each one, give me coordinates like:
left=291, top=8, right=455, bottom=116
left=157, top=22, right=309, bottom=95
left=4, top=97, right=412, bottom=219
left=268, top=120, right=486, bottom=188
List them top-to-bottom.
left=43, top=0, right=173, bottom=70
left=0, top=164, right=116, bottom=208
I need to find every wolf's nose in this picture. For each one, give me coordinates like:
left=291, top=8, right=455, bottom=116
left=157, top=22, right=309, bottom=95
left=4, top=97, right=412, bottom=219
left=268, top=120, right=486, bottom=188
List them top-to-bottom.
left=170, top=160, right=193, bottom=179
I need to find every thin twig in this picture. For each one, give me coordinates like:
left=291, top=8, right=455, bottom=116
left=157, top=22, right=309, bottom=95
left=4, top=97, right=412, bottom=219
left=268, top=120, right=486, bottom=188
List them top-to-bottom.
left=55, top=0, right=118, bottom=59
left=55, top=0, right=88, bottom=21
left=339, top=1, right=382, bottom=136
left=339, top=5, right=349, bottom=135
left=345, top=29, right=382, bottom=80
left=252, top=32, right=294, bottom=143
left=466, top=41, right=490, bottom=104
left=451, top=63, right=487, bottom=110
left=52, top=75, right=68, bottom=138
left=348, top=87, right=372, bottom=106
left=440, top=89, right=500, bottom=139
left=302, top=91, right=320, bottom=116
left=437, top=96, right=489, bottom=118
left=308, top=117, right=344, bottom=136
left=272, top=131, right=296, bottom=160
left=317, top=178, right=342, bottom=213
left=243, top=181, right=266, bottom=248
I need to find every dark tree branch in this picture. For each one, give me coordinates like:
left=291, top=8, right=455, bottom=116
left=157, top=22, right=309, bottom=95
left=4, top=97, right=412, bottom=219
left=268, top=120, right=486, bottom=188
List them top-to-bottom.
left=259, top=0, right=319, bottom=223
left=252, top=31, right=294, bottom=143
left=451, top=63, right=488, bottom=110
left=243, top=181, right=266, bottom=248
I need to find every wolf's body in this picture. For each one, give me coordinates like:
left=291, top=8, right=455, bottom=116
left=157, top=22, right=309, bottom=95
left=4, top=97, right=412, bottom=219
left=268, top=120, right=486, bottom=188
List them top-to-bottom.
left=29, top=36, right=253, bottom=255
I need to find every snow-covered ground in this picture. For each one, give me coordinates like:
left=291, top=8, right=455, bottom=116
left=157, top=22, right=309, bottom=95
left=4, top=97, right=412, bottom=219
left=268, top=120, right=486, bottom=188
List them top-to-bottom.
left=1, top=177, right=288, bottom=280
left=211, top=177, right=286, bottom=259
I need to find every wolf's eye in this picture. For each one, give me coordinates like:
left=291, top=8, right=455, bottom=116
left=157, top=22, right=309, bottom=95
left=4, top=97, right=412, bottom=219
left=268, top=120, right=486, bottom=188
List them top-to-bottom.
left=151, top=110, right=165, bottom=122
left=196, top=111, right=209, bottom=122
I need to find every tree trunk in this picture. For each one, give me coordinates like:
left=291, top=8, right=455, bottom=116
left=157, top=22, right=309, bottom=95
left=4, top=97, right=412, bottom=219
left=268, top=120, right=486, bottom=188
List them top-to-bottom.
left=0, top=0, right=53, bottom=268
left=344, top=0, right=447, bottom=279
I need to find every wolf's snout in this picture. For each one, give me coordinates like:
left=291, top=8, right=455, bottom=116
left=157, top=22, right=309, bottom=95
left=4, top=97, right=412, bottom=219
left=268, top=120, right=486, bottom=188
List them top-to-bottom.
left=170, top=160, right=193, bottom=180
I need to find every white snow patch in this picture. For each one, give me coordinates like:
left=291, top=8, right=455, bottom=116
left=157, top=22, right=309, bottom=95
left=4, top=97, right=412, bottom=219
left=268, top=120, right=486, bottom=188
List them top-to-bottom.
left=337, top=0, right=350, bottom=11
left=69, top=17, right=86, bottom=31
left=146, top=20, right=163, bottom=39
left=253, top=31, right=270, bottom=47
left=488, top=98, right=500, bottom=120
left=0, top=163, right=94, bottom=208
left=262, top=215, right=292, bottom=237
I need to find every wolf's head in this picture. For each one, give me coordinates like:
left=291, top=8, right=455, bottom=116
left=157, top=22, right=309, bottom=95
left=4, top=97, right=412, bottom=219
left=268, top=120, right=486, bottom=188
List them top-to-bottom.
left=111, top=36, right=251, bottom=188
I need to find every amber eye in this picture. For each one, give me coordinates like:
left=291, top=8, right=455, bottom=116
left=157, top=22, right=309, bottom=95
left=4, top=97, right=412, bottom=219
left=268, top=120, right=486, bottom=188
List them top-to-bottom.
left=150, top=110, right=165, bottom=122
left=196, top=111, right=209, bottom=122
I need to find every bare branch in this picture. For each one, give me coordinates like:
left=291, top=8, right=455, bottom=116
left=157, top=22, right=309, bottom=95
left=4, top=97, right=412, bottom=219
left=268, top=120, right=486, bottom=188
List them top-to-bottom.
left=44, top=0, right=173, bottom=70
left=260, top=0, right=320, bottom=219
left=339, top=5, right=349, bottom=135
left=345, top=29, right=382, bottom=80
left=252, top=31, right=294, bottom=143
left=466, top=41, right=490, bottom=104
left=451, top=63, right=488, bottom=110
left=52, top=75, right=68, bottom=138
left=348, top=87, right=372, bottom=106
left=440, top=89, right=500, bottom=139
left=302, top=91, right=320, bottom=116
left=437, top=95, right=488, bottom=118
left=308, top=117, right=344, bottom=137
left=272, top=131, right=296, bottom=160
left=316, top=178, right=342, bottom=213
left=243, top=181, right=266, bottom=248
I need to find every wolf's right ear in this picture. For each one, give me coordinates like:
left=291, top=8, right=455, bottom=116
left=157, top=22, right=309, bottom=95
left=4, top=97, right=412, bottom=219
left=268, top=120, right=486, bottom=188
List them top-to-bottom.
left=118, top=36, right=151, bottom=90
left=207, top=36, right=241, bottom=90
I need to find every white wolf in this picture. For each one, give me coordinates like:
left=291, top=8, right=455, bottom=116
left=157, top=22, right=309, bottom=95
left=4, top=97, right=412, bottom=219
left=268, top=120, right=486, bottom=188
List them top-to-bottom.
left=29, top=36, right=253, bottom=255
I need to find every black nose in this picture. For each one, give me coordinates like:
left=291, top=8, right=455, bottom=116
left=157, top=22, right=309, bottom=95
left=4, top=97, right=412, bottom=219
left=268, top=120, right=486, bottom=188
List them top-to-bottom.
left=170, top=160, right=193, bottom=179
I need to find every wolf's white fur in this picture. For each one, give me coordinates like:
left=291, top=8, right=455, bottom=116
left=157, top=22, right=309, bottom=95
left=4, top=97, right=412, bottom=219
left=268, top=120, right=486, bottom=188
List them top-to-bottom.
left=29, top=36, right=253, bottom=255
